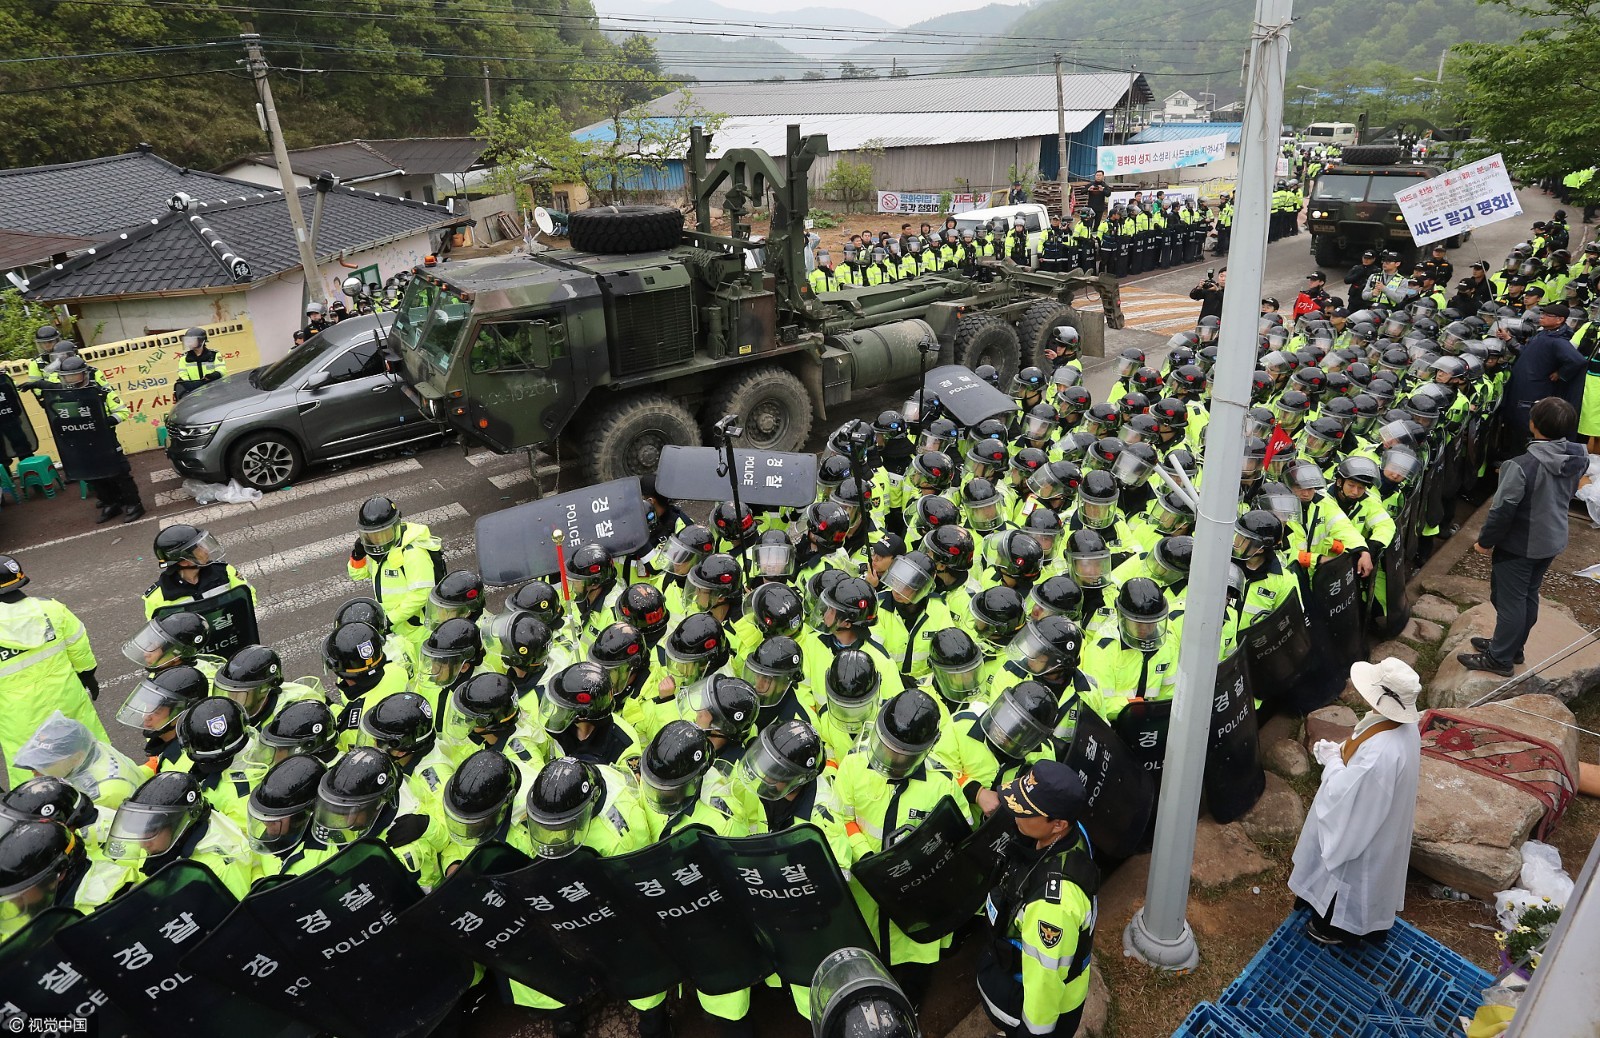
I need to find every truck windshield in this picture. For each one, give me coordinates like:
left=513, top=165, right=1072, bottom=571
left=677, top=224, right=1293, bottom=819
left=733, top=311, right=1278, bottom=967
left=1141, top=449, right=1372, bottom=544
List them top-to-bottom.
left=1364, top=173, right=1428, bottom=202
left=1312, top=174, right=1370, bottom=202
left=394, top=279, right=469, bottom=372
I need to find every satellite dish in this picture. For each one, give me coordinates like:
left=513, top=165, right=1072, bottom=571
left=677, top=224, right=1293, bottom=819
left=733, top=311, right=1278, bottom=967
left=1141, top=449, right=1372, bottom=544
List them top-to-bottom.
left=533, top=207, right=555, bottom=236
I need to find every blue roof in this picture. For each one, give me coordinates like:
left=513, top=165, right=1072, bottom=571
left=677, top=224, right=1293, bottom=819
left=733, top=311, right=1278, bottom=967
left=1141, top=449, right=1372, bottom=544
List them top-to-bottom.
left=1129, top=123, right=1243, bottom=145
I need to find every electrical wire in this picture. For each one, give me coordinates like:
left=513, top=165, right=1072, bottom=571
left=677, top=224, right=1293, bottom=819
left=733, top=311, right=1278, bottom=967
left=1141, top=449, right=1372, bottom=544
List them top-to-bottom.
left=0, top=67, right=238, bottom=96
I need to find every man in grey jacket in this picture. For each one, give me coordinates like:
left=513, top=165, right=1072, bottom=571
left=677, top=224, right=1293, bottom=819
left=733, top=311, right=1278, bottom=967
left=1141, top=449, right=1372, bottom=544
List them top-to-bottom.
left=1459, top=397, right=1589, bottom=677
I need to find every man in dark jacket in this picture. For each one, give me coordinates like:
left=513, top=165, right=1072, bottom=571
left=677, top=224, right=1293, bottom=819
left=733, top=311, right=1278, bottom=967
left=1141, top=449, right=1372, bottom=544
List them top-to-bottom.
left=1343, top=250, right=1378, bottom=305
left=1189, top=268, right=1226, bottom=320
left=1501, top=304, right=1587, bottom=454
left=1459, top=398, right=1588, bottom=677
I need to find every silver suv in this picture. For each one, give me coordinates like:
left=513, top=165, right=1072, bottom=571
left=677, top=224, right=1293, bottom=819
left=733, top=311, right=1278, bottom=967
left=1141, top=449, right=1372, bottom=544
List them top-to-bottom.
left=165, top=314, right=441, bottom=491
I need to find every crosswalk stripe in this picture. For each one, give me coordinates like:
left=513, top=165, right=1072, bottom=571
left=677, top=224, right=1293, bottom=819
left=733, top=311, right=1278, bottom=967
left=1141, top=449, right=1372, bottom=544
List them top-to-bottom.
left=148, top=467, right=179, bottom=484
left=488, top=469, right=532, bottom=490
left=239, top=503, right=469, bottom=580
left=255, top=541, right=476, bottom=622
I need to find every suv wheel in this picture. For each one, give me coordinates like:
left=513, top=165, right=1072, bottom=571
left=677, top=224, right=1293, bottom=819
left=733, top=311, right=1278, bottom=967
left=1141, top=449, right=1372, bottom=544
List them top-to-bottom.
left=231, top=431, right=304, bottom=491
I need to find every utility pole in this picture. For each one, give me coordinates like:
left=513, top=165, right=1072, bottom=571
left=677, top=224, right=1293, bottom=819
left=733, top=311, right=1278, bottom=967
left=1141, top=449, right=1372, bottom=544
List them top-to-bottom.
left=1123, top=0, right=1293, bottom=974
left=241, top=34, right=326, bottom=311
left=1055, top=53, right=1069, bottom=188
left=482, top=62, right=494, bottom=118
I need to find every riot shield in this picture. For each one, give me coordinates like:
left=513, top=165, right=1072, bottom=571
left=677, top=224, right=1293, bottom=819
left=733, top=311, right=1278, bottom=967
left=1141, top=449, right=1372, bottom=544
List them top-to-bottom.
left=924, top=365, right=1017, bottom=426
left=0, top=371, right=39, bottom=460
left=38, top=385, right=126, bottom=481
left=1461, top=413, right=1487, bottom=500
left=1433, top=436, right=1464, bottom=520
left=656, top=446, right=819, bottom=508
left=474, top=477, right=648, bottom=586
left=1303, top=552, right=1366, bottom=710
left=149, top=583, right=259, bottom=660
left=1241, top=594, right=1312, bottom=714
left=1203, top=651, right=1265, bottom=824
left=1111, top=697, right=1175, bottom=775
left=1059, top=705, right=1155, bottom=861
left=851, top=799, right=1017, bottom=944
left=704, top=824, right=876, bottom=986
left=599, top=826, right=766, bottom=995
left=183, top=840, right=470, bottom=1038
left=394, top=841, right=599, bottom=1006
left=493, top=846, right=682, bottom=1000
left=51, top=861, right=307, bottom=1038
left=0, top=907, right=141, bottom=1038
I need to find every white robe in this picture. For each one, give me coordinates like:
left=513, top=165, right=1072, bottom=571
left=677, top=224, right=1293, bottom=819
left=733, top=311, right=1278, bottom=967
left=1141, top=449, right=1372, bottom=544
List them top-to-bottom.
left=1288, top=721, right=1421, bottom=935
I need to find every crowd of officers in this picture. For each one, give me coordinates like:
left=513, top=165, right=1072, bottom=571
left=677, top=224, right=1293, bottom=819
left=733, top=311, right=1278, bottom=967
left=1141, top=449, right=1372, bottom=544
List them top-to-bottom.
left=0, top=267, right=1560, bottom=1038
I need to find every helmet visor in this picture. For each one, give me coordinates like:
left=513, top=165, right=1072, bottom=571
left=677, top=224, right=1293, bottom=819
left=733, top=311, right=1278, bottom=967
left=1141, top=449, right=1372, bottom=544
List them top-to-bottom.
left=1381, top=448, right=1423, bottom=484
left=1111, top=449, right=1155, bottom=487
left=965, top=498, right=1004, bottom=532
left=1152, top=499, right=1192, bottom=535
left=357, top=523, right=400, bottom=555
left=169, top=530, right=225, bottom=567
left=1232, top=530, right=1266, bottom=561
left=662, top=536, right=707, bottom=572
left=752, top=542, right=796, bottom=579
left=1069, top=549, right=1111, bottom=587
left=883, top=556, right=933, bottom=604
left=424, top=592, right=477, bottom=627
left=1118, top=610, right=1168, bottom=652
left=121, top=621, right=186, bottom=669
left=1004, top=625, right=1069, bottom=676
left=930, top=656, right=982, bottom=702
left=737, top=660, right=796, bottom=707
left=115, top=677, right=189, bottom=732
left=824, top=686, right=879, bottom=730
left=538, top=688, right=580, bottom=734
left=978, top=697, right=1055, bottom=759
left=866, top=720, right=931, bottom=780
left=739, top=737, right=822, bottom=800
left=312, top=789, right=385, bottom=848
left=443, top=799, right=508, bottom=844
left=246, top=800, right=313, bottom=854
left=107, top=801, right=200, bottom=860
left=524, top=803, right=593, bottom=858
left=0, top=867, right=64, bottom=929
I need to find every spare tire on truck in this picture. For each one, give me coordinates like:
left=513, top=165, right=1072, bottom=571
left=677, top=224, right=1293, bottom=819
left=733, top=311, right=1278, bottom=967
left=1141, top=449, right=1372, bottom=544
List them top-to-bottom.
left=1336, top=145, right=1404, bottom=166
left=567, top=205, right=685, bottom=254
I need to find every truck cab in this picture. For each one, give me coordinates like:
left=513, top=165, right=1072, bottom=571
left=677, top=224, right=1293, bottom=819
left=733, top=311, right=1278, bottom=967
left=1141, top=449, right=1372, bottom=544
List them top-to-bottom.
left=1304, top=145, right=1459, bottom=266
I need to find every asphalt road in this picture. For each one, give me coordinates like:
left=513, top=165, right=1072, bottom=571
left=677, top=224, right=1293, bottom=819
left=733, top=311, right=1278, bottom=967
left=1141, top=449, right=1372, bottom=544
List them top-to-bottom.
left=2, top=185, right=1559, bottom=774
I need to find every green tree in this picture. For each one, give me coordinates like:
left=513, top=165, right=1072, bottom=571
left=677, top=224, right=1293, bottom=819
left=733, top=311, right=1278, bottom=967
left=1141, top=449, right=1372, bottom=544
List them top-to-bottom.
left=839, top=62, right=879, bottom=80
left=824, top=142, right=883, bottom=209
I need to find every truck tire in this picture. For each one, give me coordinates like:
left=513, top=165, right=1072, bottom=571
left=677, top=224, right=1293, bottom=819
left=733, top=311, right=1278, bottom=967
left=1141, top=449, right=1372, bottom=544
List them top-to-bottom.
left=1338, top=145, right=1404, bottom=166
left=567, top=205, right=685, bottom=254
left=1314, top=235, right=1342, bottom=267
left=1017, top=300, right=1075, bottom=368
left=953, top=315, right=1021, bottom=386
left=705, top=365, right=813, bottom=453
left=583, top=393, right=702, bottom=483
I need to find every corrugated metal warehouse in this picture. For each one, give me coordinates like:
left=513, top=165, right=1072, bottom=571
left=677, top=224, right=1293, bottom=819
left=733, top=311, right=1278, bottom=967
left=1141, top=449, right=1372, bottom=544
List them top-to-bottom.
left=573, top=72, right=1154, bottom=195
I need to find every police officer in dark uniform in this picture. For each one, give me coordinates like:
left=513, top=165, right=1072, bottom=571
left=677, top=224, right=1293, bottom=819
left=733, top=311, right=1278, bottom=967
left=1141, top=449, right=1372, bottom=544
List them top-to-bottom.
left=49, top=356, right=145, bottom=523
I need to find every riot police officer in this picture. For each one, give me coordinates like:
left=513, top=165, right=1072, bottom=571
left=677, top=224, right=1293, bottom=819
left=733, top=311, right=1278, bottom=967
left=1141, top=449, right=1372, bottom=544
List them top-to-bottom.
left=173, top=327, right=227, bottom=401
left=47, top=355, right=144, bottom=522
left=348, top=495, right=444, bottom=645
left=143, top=526, right=259, bottom=653
left=0, top=820, right=90, bottom=942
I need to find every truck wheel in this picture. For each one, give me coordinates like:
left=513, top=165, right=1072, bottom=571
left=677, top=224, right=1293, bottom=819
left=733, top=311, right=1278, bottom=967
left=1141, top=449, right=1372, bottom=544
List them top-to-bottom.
left=1338, top=144, right=1403, bottom=166
left=567, top=205, right=685, bottom=254
left=1314, top=236, right=1342, bottom=267
left=1017, top=301, right=1074, bottom=368
left=953, top=315, right=1021, bottom=385
left=706, top=365, right=813, bottom=453
left=583, top=394, right=702, bottom=483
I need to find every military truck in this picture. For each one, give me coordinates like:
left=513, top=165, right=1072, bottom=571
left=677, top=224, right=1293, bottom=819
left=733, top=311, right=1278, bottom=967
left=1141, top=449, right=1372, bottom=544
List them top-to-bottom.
left=391, top=125, right=1123, bottom=485
left=1304, top=144, right=1468, bottom=267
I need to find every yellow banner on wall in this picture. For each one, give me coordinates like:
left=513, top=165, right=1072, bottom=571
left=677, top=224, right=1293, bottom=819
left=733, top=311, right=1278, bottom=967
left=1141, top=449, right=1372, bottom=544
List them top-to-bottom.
left=2, top=319, right=261, bottom=460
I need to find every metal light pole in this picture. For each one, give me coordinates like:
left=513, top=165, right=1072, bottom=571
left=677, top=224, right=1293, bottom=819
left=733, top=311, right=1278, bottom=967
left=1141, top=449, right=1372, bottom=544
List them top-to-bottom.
left=1123, top=0, right=1293, bottom=973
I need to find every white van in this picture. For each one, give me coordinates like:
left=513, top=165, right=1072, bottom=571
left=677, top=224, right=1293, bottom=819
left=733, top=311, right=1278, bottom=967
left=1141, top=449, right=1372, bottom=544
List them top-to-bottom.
left=1304, top=122, right=1359, bottom=148
left=951, top=203, right=1049, bottom=257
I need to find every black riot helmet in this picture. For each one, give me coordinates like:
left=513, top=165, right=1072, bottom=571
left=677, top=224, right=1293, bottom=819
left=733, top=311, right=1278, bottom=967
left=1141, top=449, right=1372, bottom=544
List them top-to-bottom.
left=908, top=450, right=955, bottom=492
left=818, top=454, right=854, bottom=493
left=912, top=493, right=959, bottom=535
left=355, top=495, right=403, bottom=557
left=711, top=500, right=756, bottom=545
left=806, top=501, right=852, bottom=547
left=1021, top=507, right=1064, bottom=556
left=1233, top=509, right=1284, bottom=563
left=153, top=524, right=226, bottom=569
left=663, top=524, right=716, bottom=575
left=921, top=524, right=975, bottom=572
left=985, top=529, right=1044, bottom=583
left=1065, top=529, right=1110, bottom=588
left=1149, top=535, right=1195, bottom=586
left=565, top=543, right=616, bottom=596
left=688, top=552, right=744, bottom=609
left=0, top=554, right=27, bottom=593
left=426, top=570, right=486, bottom=627
left=1027, top=574, right=1084, bottom=622
left=820, top=576, right=879, bottom=632
left=1115, top=577, right=1170, bottom=651
left=507, top=580, right=565, bottom=631
left=746, top=582, right=804, bottom=638
left=615, top=583, right=670, bottom=643
left=970, top=585, right=1026, bottom=644
left=334, top=596, right=390, bottom=636
left=121, top=611, right=210, bottom=670
left=501, top=612, right=553, bottom=671
left=664, top=612, right=729, bottom=684
left=1004, top=615, right=1083, bottom=677
left=420, top=618, right=482, bottom=687
left=323, top=621, right=385, bottom=680
left=588, top=621, right=648, bottom=692
left=927, top=627, right=984, bottom=704
left=739, top=635, right=805, bottom=706
left=212, top=644, right=284, bottom=721
left=823, top=649, right=881, bottom=731
left=541, top=663, right=615, bottom=733
left=115, top=664, right=209, bottom=733
left=443, top=672, right=521, bottom=743
left=683, top=673, right=759, bottom=744
left=979, top=680, right=1061, bottom=759
left=868, top=689, right=940, bottom=779
left=357, top=692, right=436, bottom=756
left=175, top=698, right=249, bottom=765
left=241, top=699, right=337, bottom=771
left=639, top=720, right=714, bottom=815
left=738, top=720, right=824, bottom=800
left=314, top=747, right=398, bottom=847
left=443, top=750, right=522, bottom=843
left=246, top=755, right=327, bottom=853
left=524, top=758, right=601, bottom=857
left=107, top=771, right=207, bottom=862
left=0, top=776, right=98, bottom=833
left=0, top=820, right=84, bottom=929
left=811, top=947, right=920, bottom=1038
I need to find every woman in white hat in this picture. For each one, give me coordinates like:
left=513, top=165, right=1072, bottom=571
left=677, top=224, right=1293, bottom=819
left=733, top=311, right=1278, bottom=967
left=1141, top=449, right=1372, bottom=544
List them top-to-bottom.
left=1288, top=656, right=1422, bottom=946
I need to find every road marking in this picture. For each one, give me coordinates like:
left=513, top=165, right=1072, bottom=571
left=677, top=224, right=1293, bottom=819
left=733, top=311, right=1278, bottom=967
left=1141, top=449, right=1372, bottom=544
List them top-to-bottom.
left=148, top=468, right=179, bottom=484
left=489, top=469, right=532, bottom=490
left=239, top=502, right=469, bottom=580
left=255, top=541, right=476, bottom=621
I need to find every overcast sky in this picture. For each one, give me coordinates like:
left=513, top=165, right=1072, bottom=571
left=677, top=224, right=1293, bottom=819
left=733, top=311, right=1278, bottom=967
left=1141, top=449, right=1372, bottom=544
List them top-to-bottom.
left=607, top=0, right=1032, bottom=30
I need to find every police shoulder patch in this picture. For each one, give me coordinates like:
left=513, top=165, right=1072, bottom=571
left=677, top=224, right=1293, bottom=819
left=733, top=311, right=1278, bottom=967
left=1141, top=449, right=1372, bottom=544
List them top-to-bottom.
left=1038, top=920, right=1064, bottom=949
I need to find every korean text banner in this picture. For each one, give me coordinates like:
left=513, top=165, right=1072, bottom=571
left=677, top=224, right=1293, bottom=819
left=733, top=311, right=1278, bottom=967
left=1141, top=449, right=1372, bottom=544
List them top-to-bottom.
left=1097, top=135, right=1228, bottom=176
left=1393, top=153, right=1522, bottom=248
left=876, top=192, right=977, bottom=215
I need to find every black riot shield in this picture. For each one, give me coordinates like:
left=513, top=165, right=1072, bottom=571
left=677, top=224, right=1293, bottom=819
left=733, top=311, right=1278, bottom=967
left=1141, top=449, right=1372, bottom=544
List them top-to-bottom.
left=924, top=365, right=1018, bottom=426
left=0, top=371, right=39, bottom=461
left=38, top=385, right=126, bottom=482
left=1461, top=413, right=1488, bottom=500
left=1434, top=435, right=1465, bottom=518
left=656, top=446, right=819, bottom=508
left=474, top=477, right=648, bottom=586
left=1379, top=534, right=1413, bottom=637
left=1303, top=552, right=1366, bottom=710
left=149, top=583, right=259, bottom=660
left=1241, top=594, right=1313, bottom=714
left=1203, top=651, right=1265, bottom=824
left=1111, top=697, right=1175, bottom=776
left=1060, top=705, right=1155, bottom=861
left=851, top=799, right=1017, bottom=944
left=704, top=824, right=876, bottom=985
left=599, top=826, right=766, bottom=995
left=183, top=840, right=469, bottom=1038
left=394, top=841, right=599, bottom=1005
left=494, top=846, right=682, bottom=1000
left=51, top=861, right=309, bottom=1038
left=0, top=907, right=141, bottom=1038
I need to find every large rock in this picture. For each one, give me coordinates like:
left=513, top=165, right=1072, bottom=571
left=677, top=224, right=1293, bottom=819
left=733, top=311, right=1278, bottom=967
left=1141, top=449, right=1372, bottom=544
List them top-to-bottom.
left=1413, top=594, right=1462, bottom=625
left=1429, top=602, right=1600, bottom=708
left=1399, top=617, right=1446, bottom=645
left=1369, top=639, right=1420, bottom=670
left=1468, top=694, right=1581, bottom=774
left=1303, top=704, right=1357, bottom=750
left=1264, top=738, right=1311, bottom=780
left=1239, top=772, right=1306, bottom=844
left=1191, top=819, right=1273, bottom=887
left=1411, top=841, right=1523, bottom=901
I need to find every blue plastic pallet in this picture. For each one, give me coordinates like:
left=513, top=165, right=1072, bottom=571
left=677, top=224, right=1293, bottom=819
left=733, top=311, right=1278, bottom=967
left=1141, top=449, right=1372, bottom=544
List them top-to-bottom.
left=1217, top=909, right=1492, bottom=1038
left=1171, top=1002, right=1264, bottom=1038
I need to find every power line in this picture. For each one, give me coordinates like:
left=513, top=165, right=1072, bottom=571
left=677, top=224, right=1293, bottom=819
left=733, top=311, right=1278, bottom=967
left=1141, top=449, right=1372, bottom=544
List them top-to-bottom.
left=0, top=67, right=237, bottom=96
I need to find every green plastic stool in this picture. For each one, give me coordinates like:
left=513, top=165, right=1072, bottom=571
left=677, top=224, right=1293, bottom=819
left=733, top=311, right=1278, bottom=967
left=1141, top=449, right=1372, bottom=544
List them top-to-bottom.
left=15, top=455, right=61, bottom=499
left=0, top=465, right=15, bottom=503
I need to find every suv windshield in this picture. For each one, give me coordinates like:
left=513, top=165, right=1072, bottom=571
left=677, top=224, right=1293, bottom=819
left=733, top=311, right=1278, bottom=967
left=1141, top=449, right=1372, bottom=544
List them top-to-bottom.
left=394, top=279, right=470, bottom=372
left=253, top=338, right=330, bottom=390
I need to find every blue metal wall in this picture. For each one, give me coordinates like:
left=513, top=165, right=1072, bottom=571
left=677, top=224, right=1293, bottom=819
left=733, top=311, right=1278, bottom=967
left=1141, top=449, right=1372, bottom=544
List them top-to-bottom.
left=1038, top=114, right=1106, bottom=181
